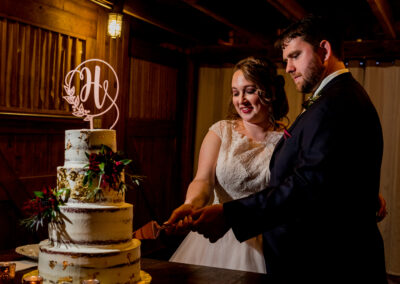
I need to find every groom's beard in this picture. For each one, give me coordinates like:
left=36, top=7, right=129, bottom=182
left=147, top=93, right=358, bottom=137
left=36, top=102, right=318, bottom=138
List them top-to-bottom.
left=299, top=55, right=325, bottom=94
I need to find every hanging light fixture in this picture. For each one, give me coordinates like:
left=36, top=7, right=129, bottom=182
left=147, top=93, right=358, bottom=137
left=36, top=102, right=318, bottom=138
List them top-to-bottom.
left=108, top=12, right=123, bottom=38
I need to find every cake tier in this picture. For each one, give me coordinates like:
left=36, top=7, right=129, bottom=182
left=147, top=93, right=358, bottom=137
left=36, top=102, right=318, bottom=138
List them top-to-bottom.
left=65, top=129, right=116, bottom=167
left=57, top=166, right=125, bottom=203
left=49, top=203, right=133, bottom=248
left=38, top=239, right=141, bottom=284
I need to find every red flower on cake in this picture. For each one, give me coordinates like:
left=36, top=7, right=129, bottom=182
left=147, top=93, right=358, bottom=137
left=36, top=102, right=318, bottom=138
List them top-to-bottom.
left=83, top=144, right=132, bottom=200
left=88, top=153, right=101, bottom=172
left=21, top=186, right=69, bottom=231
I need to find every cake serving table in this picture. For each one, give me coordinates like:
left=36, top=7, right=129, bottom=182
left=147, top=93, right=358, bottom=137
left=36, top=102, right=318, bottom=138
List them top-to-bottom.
left=1, top=249, right=271, bottom=283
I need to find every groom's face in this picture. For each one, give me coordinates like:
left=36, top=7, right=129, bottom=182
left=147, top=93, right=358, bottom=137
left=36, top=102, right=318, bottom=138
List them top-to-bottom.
left=282, top=37, right=324, bottom=94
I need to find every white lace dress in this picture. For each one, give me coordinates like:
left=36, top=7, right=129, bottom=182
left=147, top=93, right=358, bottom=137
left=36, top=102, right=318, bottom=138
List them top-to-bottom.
left=169, top=120, right=283, bottom=273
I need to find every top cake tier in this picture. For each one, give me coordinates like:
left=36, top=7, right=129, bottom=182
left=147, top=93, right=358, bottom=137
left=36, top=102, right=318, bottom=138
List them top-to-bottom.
left=65, top=129, right=116, bottom=166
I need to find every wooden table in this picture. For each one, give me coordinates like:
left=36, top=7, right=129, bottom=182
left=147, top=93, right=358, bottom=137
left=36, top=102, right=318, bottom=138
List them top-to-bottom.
left=1, top=250, right=271, bottom=283
left=141, top=258, right=271, bottom=283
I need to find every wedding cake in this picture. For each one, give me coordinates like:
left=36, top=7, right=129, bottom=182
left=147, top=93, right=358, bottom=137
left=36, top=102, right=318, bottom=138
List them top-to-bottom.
left=38, top=129, right=141, bottom=283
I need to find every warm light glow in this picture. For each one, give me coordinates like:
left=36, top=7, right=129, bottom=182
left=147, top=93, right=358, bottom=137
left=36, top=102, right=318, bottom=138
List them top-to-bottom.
left=108, top=13, right=123, bottom=38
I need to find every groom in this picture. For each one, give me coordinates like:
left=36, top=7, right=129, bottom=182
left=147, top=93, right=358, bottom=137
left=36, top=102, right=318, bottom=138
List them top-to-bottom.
left=190, top=15, right=387, bottom=283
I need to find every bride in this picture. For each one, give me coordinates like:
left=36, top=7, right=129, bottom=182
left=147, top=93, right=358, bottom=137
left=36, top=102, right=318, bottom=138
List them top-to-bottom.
left=166, top=57, right=288, bottom=273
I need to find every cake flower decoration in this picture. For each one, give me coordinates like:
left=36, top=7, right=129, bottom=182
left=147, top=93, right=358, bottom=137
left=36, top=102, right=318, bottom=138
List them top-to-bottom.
left=83, top=145, right=133, bottom=200
left=21, top=187, right=69, bottom=231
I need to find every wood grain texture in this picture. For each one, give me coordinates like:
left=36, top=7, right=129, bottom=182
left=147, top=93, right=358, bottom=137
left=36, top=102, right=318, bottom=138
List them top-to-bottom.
left=0, top=0, right=97, bottom=39
left=0, top=1, right=197, bottom=256
left=0, top=18, right=86, bottom=114
left=124, top=58, right=185, bottom=230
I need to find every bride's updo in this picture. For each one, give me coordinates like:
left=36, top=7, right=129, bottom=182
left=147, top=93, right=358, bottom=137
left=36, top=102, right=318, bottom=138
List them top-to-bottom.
left=227, top=56, right=289, bottom=129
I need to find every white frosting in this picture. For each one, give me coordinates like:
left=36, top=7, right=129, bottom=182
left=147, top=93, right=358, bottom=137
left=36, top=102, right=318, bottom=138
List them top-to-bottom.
left=38, top=129, right=141, bottom=283
left=64, top=129, right=116, bottom=166
left=49, top=203, right=133, bottom=248
left=38, top=239, right=141, bottom=283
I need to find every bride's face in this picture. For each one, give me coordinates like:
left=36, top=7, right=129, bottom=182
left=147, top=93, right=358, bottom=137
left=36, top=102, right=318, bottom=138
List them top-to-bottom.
left=231, top=70, right=269, bottom=124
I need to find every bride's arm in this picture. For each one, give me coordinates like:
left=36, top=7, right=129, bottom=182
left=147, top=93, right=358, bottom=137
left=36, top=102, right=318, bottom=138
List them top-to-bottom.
left=165, top=130, right=221, bottom=226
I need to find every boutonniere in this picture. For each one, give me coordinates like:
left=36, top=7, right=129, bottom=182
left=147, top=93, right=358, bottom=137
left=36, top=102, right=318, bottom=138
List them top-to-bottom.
left=302, top=92, right=322, bottom=110
left=283, top=129, right=292, bottom=140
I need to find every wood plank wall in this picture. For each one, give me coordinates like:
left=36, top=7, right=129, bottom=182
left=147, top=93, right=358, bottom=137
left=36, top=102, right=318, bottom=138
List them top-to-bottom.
left=0, top=0, right=196, bottom=252
left=0, top=0, right=127, bottom=249
left=0, top=18, right=85, bottom=115
left=125, top=48, right=197, bottom=256
left=126, top=58, right=179, bottom=228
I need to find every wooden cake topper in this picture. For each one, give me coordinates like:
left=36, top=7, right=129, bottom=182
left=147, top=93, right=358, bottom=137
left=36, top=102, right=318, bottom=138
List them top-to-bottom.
left=63, top=59, right=120, bottom=129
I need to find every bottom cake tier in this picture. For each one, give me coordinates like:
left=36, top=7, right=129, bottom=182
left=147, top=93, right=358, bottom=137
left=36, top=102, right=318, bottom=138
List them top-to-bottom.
left=38, top=239, right=141, bottom=284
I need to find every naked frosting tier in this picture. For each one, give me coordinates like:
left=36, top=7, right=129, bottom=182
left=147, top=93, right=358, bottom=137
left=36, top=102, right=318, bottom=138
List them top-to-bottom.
left=64, top=129, right=116, bottom=166
left=48, top=203, right=133, bottom=248
left=38, top=239, right=141, bottom=283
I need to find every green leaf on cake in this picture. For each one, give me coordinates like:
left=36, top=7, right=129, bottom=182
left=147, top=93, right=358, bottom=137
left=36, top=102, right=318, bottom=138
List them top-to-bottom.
left=80, top=144, right=141, bottom=201
left=121, top=159, right=132, bottom=165
left=83, top=174, right=89, bottom=185
left=21, top=186, right=68, bottom=231
left=86, top=187, right=103, bottom=201
left=34, top=191, right=44, bottom=198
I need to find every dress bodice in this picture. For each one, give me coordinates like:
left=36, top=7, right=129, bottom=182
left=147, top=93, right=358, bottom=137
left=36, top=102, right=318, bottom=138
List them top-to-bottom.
left=170, top=120, right=282, bottom=273
left=210, top=120, right=283, bottom=204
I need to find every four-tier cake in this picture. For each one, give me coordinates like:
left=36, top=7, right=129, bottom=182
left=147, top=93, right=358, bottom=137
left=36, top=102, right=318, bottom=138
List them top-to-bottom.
left=38, top=129, right=141, bottom=283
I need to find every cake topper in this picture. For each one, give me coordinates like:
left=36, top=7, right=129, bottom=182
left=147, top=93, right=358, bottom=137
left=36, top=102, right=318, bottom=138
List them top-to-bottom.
left=63, top=59, right=120, bottom=129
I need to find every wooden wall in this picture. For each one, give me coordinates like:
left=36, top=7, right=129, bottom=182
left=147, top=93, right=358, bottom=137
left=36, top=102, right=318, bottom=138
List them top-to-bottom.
left=0, top=0, right=196, bottom=253
left=125, top=39, right=198, bottom=257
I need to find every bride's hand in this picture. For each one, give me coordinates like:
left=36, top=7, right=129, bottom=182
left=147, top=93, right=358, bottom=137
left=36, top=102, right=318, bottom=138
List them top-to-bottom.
left=164, top=204, right=195, bottom=235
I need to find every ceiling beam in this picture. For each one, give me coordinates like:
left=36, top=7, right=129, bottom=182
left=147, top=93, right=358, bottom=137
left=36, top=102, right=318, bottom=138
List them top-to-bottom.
left=88, top=0, right=113, bottom=10
left=182, top=0, right=269, bottom=46
left=265, top=0, right=307, bottom=21
left=367, top=0, right=397, bottom=39
left=123, top=1, right=200, bottom=43
left=188, top=39, right=400, bottom=63
left=344, top=39, right=400, bottom=59
left=188, top=44, right=278, bottom=64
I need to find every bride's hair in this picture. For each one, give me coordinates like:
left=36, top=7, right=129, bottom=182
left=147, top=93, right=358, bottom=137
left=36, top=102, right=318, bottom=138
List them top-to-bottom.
left=227, top=56, right=289, bottom=130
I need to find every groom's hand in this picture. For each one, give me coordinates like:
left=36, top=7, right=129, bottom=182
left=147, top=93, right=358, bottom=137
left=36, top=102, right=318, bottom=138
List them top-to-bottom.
left=163, top=204, right=194, bottom=235
left=191, top=204, right=230, bottom=243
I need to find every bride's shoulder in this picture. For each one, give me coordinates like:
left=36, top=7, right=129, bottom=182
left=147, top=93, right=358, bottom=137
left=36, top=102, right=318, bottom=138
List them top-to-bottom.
left=209, top=120, right=239, bottom=140
left=210, top=120, right=236, bottom=131
left=266, top=130, right=283, bottom=145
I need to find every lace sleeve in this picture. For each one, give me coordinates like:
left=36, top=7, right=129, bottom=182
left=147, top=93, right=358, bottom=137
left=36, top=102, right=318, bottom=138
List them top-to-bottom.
left=209, top=120, right=228, bottom=139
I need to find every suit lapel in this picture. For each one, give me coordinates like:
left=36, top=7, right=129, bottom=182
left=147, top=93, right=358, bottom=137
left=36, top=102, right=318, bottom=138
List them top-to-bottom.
left=271, top=73, right=353, bottom=169
left=272, top=108, right=305, bottom=157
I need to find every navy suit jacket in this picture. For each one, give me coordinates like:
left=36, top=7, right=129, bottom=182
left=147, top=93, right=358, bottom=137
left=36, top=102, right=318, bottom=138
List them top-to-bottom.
left=224, top=73, right=387, bottom=283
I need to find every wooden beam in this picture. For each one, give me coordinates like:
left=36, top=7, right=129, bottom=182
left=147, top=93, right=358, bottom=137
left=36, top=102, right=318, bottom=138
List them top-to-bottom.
left=0, top=0, right=97, bottom=39
left=182, top=0, right=269, bottom=46
left=265, top=0, right=307, bottom=21
left=367, top=0, right=397, bottom=39
left=123, top=1, right=200, bottom=43
left=129, top=37, right=185, bottom=68
left=188, top=39, right=400, bottom=64
left=344, top=40, right=400, bottom=59
left=188, top=43, right=280, bottom=65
